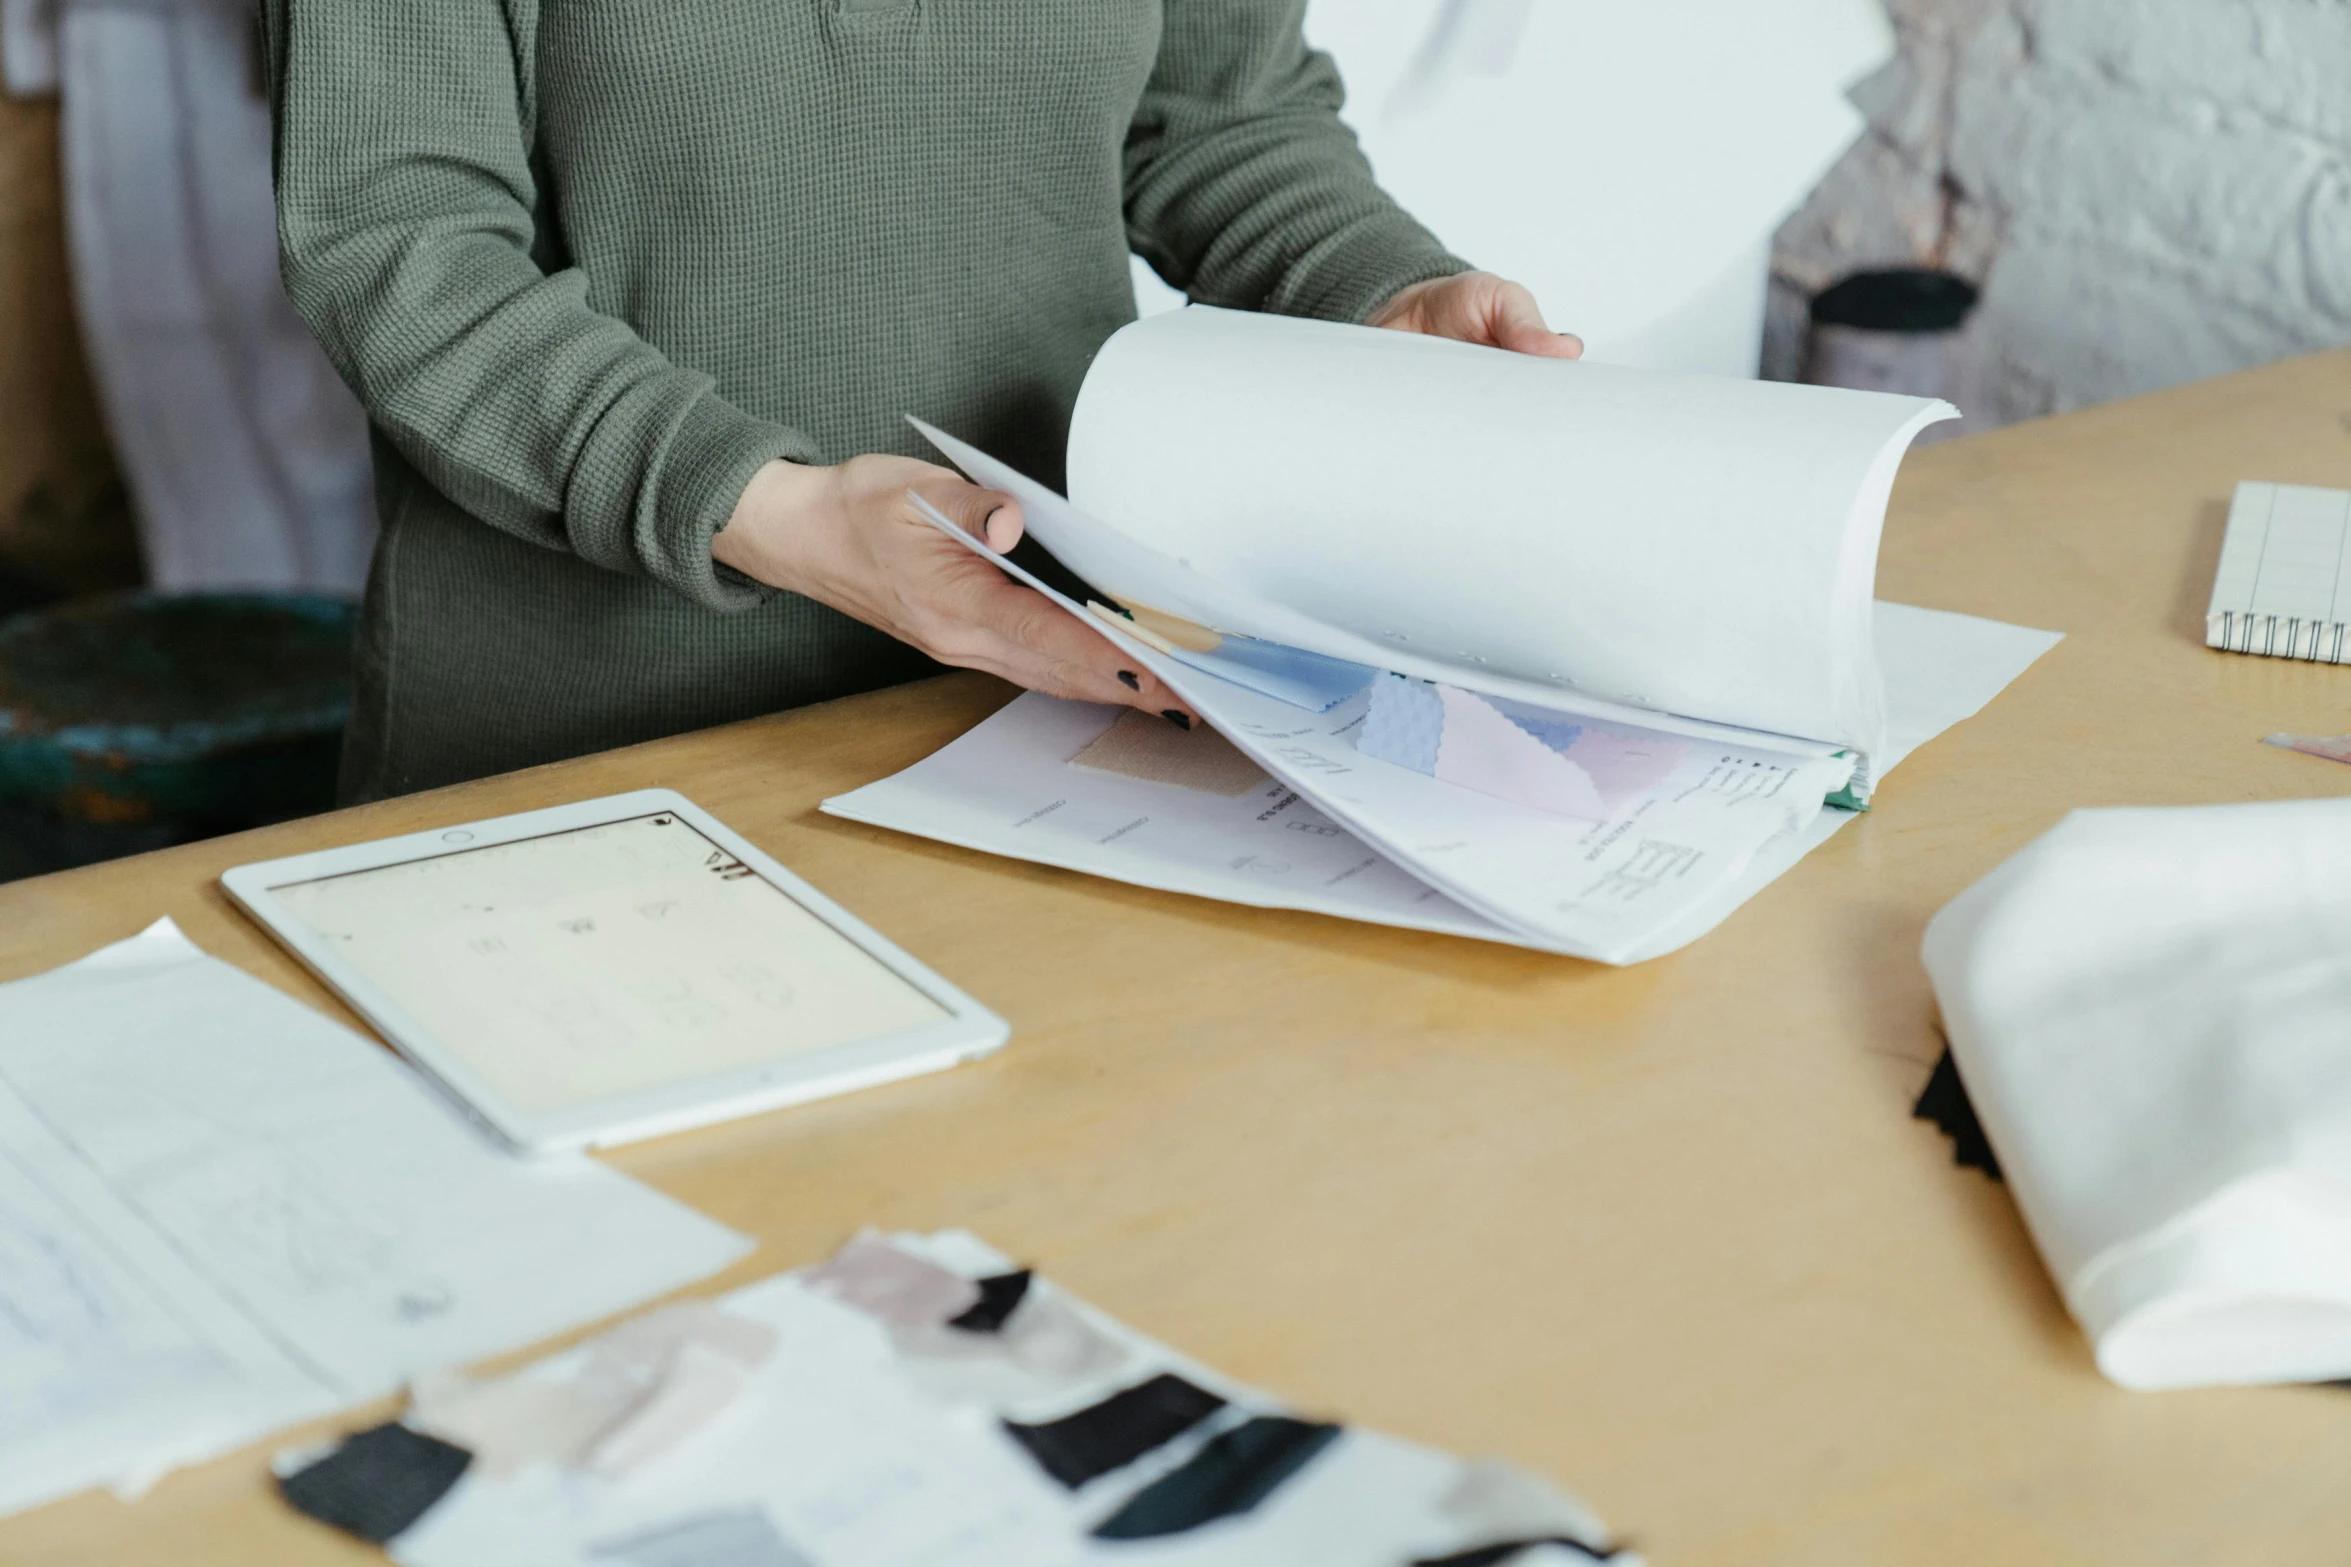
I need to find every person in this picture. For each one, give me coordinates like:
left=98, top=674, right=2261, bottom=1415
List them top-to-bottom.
left=258, top=1, right=1580, bottom=802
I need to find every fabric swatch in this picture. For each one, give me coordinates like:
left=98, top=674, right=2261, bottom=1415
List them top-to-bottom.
left=1070, top=708, right=1269, bottom=796
left=1913, top=1045, right=2003, bottom=1181
left=803, top=1231, right=984, bottom=1331
left=948, top=1269, right=1034, bottom=1333
left=889, top=1284, right=1133, bottom=1407
left=409, top=1302, right=777, bottom=1479
left=406, top=1369, right=613, bottom=1478
left=1005, top=1371, right=1229, bottom=1488
left=1089, top=1416, right=1340, bottom=1540
left=276, top=1423, right=472, bottom=1544
left=1437, top=1459, right=1618, bottom=1555
left=588, top=1507, right=813, bottom=1567
left=1412, top=1537, right=1625, bottom=1566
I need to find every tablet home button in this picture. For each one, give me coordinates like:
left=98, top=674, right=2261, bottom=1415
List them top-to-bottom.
left=441, top=830, right=475, bottom=844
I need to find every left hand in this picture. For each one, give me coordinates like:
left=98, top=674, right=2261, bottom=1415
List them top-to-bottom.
left=1368, top=271, right=1583, bottom=359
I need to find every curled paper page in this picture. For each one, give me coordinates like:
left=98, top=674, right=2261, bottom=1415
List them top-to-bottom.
left=1062, top=308, right=1953, bottom=770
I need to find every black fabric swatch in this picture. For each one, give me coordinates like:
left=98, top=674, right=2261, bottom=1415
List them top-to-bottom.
left=1913, top=1045, right=2003, bottom=1181
left=948, top=1269, right=1033, bottom=1334
left=1005, top=1371, right=1227, bottom=1488
left=1089, top=1415, right=1340, bottom=1540
left=277, top=1423, right=472, bottom=1543
left=1413, top=1537, right=1624, bottom=1566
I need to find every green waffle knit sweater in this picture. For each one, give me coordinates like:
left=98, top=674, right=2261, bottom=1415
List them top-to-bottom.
left=259, top=0, right=1467, bottom=801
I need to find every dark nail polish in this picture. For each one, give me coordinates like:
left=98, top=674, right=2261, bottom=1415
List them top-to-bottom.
left=1118, top=670, right=1141, bottom=690
left=1162, top=711, right=1192, bottom=731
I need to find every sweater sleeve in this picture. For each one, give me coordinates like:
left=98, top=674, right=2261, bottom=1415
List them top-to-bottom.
left=257, top=0, right=803, bottom=611
left=1124, top=1, right=1471, bottom=325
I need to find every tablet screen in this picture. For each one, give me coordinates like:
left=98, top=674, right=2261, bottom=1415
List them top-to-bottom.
left=269, top=813, right=951, bottom=1114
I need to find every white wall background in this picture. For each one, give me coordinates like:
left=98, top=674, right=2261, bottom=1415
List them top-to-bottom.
left=1765, top=0, right=2351, bottom=425
left=1143, top=1, right=1894, bottom=379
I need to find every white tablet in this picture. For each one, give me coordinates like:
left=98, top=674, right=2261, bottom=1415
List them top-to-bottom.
left=222, top=789, right=1009, bottom=1154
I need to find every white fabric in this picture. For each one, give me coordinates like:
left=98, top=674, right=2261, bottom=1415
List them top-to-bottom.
left=1, top=0, right=57, bottom=95
left=56, top=0, right=373, bottom=593
left=1922, top=798, right=2351, bottom=1389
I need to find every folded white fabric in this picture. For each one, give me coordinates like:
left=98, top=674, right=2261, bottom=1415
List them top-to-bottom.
left=1922, top=798, right=2351, bottom=1390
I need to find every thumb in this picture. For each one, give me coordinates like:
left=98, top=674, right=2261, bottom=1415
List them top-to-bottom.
left=1491, top=279, right=1582, bottom=360
left=918, top=479, right=1025, bottom=552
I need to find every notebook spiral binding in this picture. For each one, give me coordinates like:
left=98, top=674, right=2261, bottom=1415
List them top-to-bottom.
left=2206, top=610, right=2351, bottom=664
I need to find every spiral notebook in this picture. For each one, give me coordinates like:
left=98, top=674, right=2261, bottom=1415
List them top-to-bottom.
left=2208, top=481, right=2351, bottom=663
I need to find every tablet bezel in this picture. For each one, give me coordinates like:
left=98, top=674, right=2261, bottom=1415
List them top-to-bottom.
left=221, top=787, right=1009, bottom=1154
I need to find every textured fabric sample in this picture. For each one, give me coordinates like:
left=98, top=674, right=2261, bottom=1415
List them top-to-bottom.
left=255, top=0, right=1466, bottom=799
left=1071, top=707, right=1271, bottom=797
left=1913, top=1045, right=2002, bottom=1181
left=802, top=1231, right=984, bottom=1331
left=947, top=1269, right=1035, bottom=1334
left=408, top=1302, right=778, bottom=1479
left=1005, top=1372, right=1228, bottom=1489
left=1090, top=1416, right=1340, bottom=1539
left=276, top=1423, right=472, bottom=1543
left=1435, top=1459, right=1620, bottom=1556
left=588, top=1508, right=812, bottom=1567
left=1411, top=1538, right=1623, bottom=1566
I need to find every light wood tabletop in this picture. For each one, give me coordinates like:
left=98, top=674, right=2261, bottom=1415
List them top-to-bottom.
left=6, top=350, right=2351, bottom=1566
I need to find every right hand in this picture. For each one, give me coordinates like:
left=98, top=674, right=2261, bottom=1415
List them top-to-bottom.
left=712, top=455, right=1195, bottom=721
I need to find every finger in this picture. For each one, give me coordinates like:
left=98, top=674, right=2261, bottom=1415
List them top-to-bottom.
left=1489, top=280, right=1582, bottom=359
left=912, top=476, right=1026, bottom=552
left=926, top=572, right=1197, bottom=717
left=993, top=586, right=1200, bottom=717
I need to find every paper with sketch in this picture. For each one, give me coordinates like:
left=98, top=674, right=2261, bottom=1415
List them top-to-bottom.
left=826, top=606, right=2063, bottom=964
left=0, top=920, right=750, bottom=1520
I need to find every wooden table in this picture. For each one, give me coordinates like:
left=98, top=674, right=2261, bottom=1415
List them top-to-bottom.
left=6, top=351, right=2351, bottom=1566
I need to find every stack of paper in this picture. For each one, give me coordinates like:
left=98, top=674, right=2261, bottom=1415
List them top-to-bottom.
left=825, top=308, right=2058, bottom=963
left=0, top=920, right=750, bottom=1518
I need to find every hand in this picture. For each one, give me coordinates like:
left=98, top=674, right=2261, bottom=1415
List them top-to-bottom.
left=1368, top=271, right=1583, bottom=359
left=713, top=455, right=1196, bottom=722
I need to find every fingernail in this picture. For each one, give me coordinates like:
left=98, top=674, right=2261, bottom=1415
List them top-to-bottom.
left=1118, top=670, right=1141, bottom=691
left=1162, top=711, right=1192, bottom=731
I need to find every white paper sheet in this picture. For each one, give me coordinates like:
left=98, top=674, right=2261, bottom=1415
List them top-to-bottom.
left=1064, top=308, right=1952, bottom=761
left=827, top=606, right=2061, bottom=964
left=1924, top=799, right=2351, bottom=1390
left=0, top=920, right=751, bottom=1518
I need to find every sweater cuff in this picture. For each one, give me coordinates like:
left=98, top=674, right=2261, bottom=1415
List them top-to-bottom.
left=1262, top=214, right=1472, bottom=326
left=638, top=392, right=817, bottom=614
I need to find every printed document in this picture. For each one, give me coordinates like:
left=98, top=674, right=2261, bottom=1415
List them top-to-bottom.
left=0, top=920, right=750, bottom=1519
